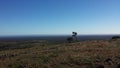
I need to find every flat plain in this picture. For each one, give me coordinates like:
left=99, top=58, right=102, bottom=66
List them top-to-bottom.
left=0, top=40, right=120, bottom=68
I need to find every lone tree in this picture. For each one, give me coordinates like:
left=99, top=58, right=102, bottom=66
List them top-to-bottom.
left=67, top=32, right=78, bottom=43
left=72, top=32, right=78, bottom=42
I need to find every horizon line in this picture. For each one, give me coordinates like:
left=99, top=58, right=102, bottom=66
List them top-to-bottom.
left=0, top=34, right=120, bottom=37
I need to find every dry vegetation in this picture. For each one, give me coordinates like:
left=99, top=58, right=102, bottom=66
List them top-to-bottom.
left=0, top=40, right=120, bottom=68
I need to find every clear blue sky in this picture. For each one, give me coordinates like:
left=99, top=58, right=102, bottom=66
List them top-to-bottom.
left=0, top=0, right=120, bottom=36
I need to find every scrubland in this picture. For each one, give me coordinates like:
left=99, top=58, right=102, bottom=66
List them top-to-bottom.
left=0, top=40, right=120, bottom=68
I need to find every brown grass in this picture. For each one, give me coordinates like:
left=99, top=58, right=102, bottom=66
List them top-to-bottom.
left=0, top=40, right=120, bottom=68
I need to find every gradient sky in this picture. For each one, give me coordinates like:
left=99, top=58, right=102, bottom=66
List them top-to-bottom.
left=0, top=0, right=120, bottom=36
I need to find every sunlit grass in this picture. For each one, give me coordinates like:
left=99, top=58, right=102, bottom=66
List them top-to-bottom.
left=0, top=40, right=120, bottom=68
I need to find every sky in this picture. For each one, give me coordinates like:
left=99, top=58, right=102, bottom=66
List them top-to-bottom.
left=0, top=0, right=120, bottom=36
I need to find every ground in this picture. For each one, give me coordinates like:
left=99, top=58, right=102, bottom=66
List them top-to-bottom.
left=0, top=40, right=120, bottom=68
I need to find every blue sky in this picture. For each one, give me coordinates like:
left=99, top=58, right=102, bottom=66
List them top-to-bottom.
left=0, top=0, right=120, bottom=36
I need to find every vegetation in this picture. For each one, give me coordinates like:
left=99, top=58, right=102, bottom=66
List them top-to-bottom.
left=67, top=32, right=78, bottom=43
left=112, top=36, right=120, bottom=40
left=67, top=37, right=73, bottom=43
left=0, top=39, right=120, bottom=68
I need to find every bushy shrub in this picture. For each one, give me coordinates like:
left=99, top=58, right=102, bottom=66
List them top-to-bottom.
left=112, top=36, right=120, bottom=40
left=67, top=37, right=73, bottom=43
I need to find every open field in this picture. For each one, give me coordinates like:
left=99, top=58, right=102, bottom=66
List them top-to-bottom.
left=0, top=40, right=120, bottom=68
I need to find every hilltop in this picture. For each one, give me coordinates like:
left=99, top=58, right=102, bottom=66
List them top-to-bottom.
left=0, top=39, right=120, bottom=68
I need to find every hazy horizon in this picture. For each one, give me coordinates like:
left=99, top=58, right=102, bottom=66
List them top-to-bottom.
left=0, top=0, right=120, bottom=36
left=0, top=34, right=120, bottom=37
left=0, top=34, right=119, bottom=42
